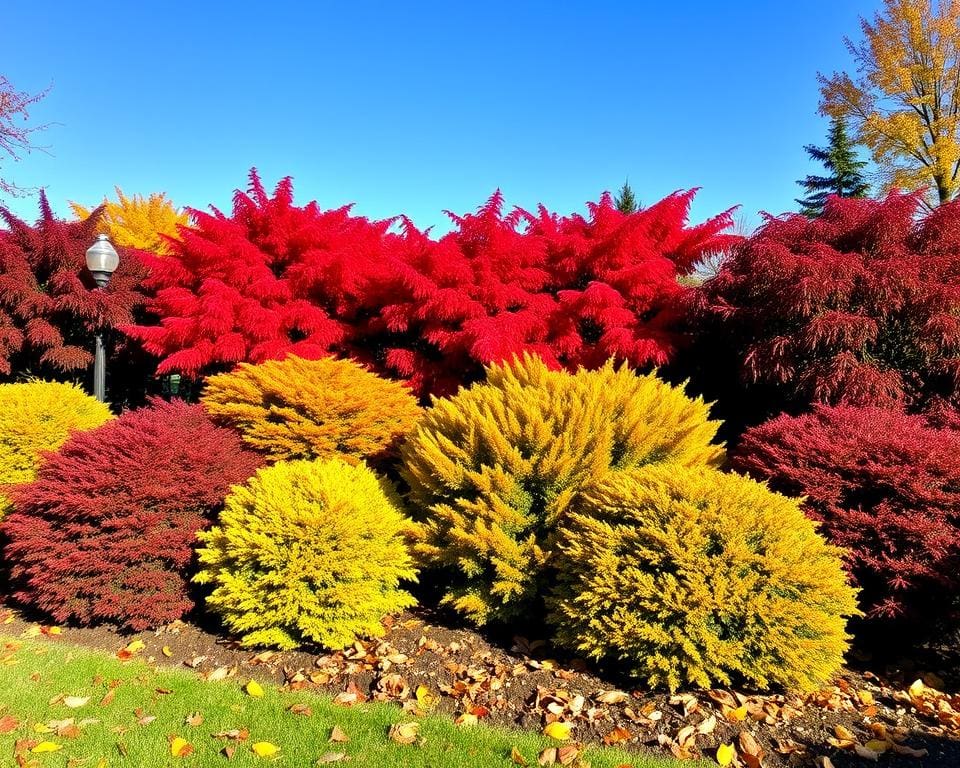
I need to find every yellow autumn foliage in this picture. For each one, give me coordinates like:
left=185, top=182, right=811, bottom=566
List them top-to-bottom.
left=71, top=187, right=187, bottom=254
left=400, top=353, right=724, bottom=625
left=202, top=356, right=422, bottom=464
left=0, top=381, right=113, bottom=518
left=194, top=458, right=418, bottom=650
left=548, top=464, right=860, bottom=692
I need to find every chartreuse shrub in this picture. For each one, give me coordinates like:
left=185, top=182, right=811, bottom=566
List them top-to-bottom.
left=400, top=353, right=724, bottom=626
left=202, top=356, right=422, bottom=463
left=0, top=381, right=112, bottom=518
left=3, top=399, right=261, bottom=631
left=195, top=458, right=418, bottom=650
left=548, top=464, right=859, bottom=692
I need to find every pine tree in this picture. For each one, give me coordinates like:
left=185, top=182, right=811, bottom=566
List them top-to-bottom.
left=796, top=118, right=869, bottom=216
left=614, top=180, right=639, bottom=213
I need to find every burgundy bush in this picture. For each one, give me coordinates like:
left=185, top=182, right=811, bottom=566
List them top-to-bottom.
left=3, top=399, right=261, bottom=631
left=734, top=405, right=960, bottom=626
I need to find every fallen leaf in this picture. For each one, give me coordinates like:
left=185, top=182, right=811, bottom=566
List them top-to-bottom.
left=162, top=647, right=173, bottom=658
left=207, top=667, right=230, bottom=681
left=245, top=680, right=265, bottom=698
left=415, top=684, right=437, bottom=709
left=99, top=689, right=116, bottom=707
left=596, top=690, right=629, bottom=704
left=858, top=690, right=876, bottom=706
left=63, top=696, right=90, bottom=709
left=289, top=703, right=312, bottom=717
left=725, top=704, right=748, bottom=722
left=185, top=712, right=204, bottom=727
left=455, top=712, right=478, bottom=726
left=698, top=714, right=718, bottom=734
left=0, top=715, right=19, bottom=734
left=543, top=721, right=573, bottom=740
left=388, top=722, right=420, bottom=745
left=329, top=725, right=349, bottom=743
left=603, top=726, right=632, bottom=745
left=170, top=736, right=193, bottom=758
left=31, top=741, right=62, bottom=754
left=252, top=741, right=280, bottom=757
left=716, top=743, right=735, bottom=766
left=891, top=743, right=929, bottom=757
left=854, top=744, right=879, bottom=761
left=557, top=745, right=581, bottom=765
left=511, top=746, right=529, bottom=765
left=538, top=747, right=558, bottom=766
left=317, top=753, right=349, bottom=764
left=818, top=759, right=836, bottom=768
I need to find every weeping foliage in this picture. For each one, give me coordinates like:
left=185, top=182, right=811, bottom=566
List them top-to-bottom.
left=71, top=188, right=188, bottom=255
left=0, top=194, right=147, bottom=377
left=400, top=353, right=724, bottom=625
left=201, top=356, right=421, bottom=463
left=0, top=381, right=113, bottom=517
left=194, top=458, right=418, bottom=650
left=548, top=465, right=859, bottom=692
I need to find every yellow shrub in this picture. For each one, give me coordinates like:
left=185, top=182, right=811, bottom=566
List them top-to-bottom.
left=71, top=188, right=187, bottom=254
left=400, top=353, right=724, bottom=625
left=201, top=356, right=422, bottom=463
left=0, top=381, right=113, bottom=517
left=194, top=458, right=418, bottom=650
left=548, top=464, right=860, bottom=692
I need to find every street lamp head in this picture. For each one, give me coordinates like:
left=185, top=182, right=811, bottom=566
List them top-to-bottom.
left=85, top=234, right=119, bottom=288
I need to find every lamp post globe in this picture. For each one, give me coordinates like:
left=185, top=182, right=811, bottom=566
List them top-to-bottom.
left=85, top=234, right=119, bottom=402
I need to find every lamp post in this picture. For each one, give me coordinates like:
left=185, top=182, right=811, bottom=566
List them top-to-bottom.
left=85, top=234, right=119, bottom=402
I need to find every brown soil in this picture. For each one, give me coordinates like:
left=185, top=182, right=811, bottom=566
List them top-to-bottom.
left=2, top=603, right=958, bottom=768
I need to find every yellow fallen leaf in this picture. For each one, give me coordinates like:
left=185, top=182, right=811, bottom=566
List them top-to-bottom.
left=47, top=627, right=62, bottom=635
left=125, top=640, right=145, bottom=654
left=162, top=646, right=173, bottom=658
left=908, top=679, right=925, bottom=697
left=245, top=680, right=265, bottom=698
left=415, top=684, right=436, bottom=709
left=858, top=690, right=875, bottom=706
left=725, top=704, right=748, bottom=722
left=455, top=713, right=478, bottom=726
left=543, top=721, right=573, bottom=740
left=33, top=722, right=53, bottom=733
left=388, top=722, right=421, bottom=745
left=170, top=736, right=193, bottom=757
left=864, top=739, right=890, bottom=754
left=31, top=741, right=63, bottom=754
left=252, top=741, right=280, bottom=757
left=716, top=743, right=735, bottom=766
left=511, top=745, right=529, bottom=765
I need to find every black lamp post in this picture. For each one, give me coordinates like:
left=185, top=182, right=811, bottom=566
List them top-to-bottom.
left=85, top=234, right=119, bottom=402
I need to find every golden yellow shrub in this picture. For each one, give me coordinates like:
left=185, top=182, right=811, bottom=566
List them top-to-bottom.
left=71, top=188, right=187, bottom=254
left=400, top=353, right=724, bottom=625
left=201, top=356, right=422, bottom=463
left=0, top=381, right=113, bottom=517
left=194, top=458, right=418, bottom=650
left=548, top=464, right=860, bottom=692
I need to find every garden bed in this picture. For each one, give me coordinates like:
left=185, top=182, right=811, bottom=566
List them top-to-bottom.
left=2, top=606, right=957, bottom=767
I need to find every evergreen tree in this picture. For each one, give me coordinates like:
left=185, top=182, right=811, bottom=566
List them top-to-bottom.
left=796, top=118, right=869, bottom=216
left=614, top=179, right=639, bottom=213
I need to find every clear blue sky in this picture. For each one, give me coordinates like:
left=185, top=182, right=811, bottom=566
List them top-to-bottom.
left=1, top=1, right=877, bottom=234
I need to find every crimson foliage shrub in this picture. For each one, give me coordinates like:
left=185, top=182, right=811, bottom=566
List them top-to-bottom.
left=127, top=171, right=738, bottom=396
left=695, top=193, right=960, bottom=423
left=0, top=194, right=147, bottom=377
left=3, top=399, right=261, bottom=631
left=734, top=405, right=960, bottom=627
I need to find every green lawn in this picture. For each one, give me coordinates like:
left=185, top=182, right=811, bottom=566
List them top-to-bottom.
left=0, top=635, right=698, bottom=768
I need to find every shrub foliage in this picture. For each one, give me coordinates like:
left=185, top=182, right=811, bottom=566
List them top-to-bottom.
left=71, top=188, right=188, bottom=255
left=696, top=193, right=960, bottom=420
left=400, top=353, right=724, bottom=625
left=201, top=356, right=421, bottom=463
left=0, top=381, right=113, bottom=516
left=3, top=399, right=261, bottom=631
left=734, top=405, right=960, bottom=625
left=195, top=458, right=418, bottom=650
left=548, top=464, right=858, bottom=692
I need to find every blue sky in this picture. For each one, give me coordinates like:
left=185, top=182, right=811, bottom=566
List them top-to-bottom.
left=1, top=1, right=877, bottom=234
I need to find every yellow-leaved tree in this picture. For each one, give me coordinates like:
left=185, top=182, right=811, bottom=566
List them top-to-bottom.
left=819, top=0, right=960, bottom=205
left=71, top=188, right=187, bottom=253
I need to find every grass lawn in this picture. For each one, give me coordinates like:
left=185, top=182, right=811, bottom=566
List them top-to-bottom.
left=0, top=635, right=699, bottom=768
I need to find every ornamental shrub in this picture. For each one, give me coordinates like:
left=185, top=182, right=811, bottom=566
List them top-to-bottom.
left=71, top=188, right=189, bottom=255
left=0, top=193, right=147, bottom=378
left=694, top=193, right=960, bottom=425
left=400, top=353, right=724, bottom=625
left=201, top=356, right=421, bottom=463
left=0, top=381, right=113, bottom=517
left=3, top=399, right=261, bottom=631
left=734, top=405, right=960, bottom=627
left=194, top=458, right=418, bottom=650
left=548, top=465, right=859, bottom=692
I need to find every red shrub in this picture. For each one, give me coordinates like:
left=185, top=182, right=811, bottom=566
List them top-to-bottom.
left=127, top=171, right=738, bottom=396
left=696, top=193, right=960, bottom=418
left=0, top=194, right=147, bottom=377
left=3, top=399, right=261, bottom=631
left=733, top=405, right=960, bottom=625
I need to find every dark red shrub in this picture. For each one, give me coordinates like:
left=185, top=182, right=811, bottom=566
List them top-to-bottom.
left=127, top=170, right=738, bottom=397
left=694, top=193, right=960, bottom=425
left=0, top=194, right=148, bottom=378
left=3, top=399, right=261, bottom=631
left=733, top=405, right=960, bottom=627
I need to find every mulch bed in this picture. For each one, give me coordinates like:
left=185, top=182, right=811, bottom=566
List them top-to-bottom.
left=1, top=603, right=958, bottom=768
